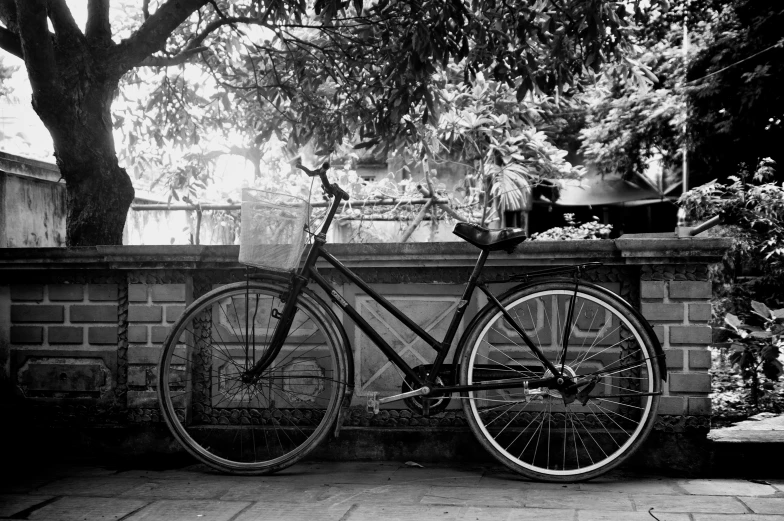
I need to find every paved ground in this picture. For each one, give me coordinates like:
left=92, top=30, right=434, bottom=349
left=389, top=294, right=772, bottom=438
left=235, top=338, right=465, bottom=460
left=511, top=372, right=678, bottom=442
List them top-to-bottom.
left=711, top=413, right=784, bottom=443
left=2, top=459, right=784, bottom=521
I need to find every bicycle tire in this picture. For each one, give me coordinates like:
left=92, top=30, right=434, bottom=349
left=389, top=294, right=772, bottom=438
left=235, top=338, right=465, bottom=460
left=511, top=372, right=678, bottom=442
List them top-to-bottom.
left=157, top=279, right=350, bottom=474
left=458, top=280, right=661, bottom=482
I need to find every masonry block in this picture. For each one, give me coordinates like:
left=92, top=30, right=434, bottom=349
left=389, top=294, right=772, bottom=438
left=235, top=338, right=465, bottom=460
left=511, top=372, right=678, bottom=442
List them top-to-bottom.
left=640, top=281, right=666, bottom=300
left=669, top=281, right=712, bottom=299
left=49, top=284, right=84, bottom=301
left=88, top=284, right=118, bottom=301
left=129, top=284, right=148, bottom=302
left=151, top=284, right=186, bottom=302
left=10, top=285, right=44, bottom=301
left=642, top=302, right=684, bottom=322
left=688, top=303, right=712, bottom=322
left=11, top=305, right=64, bottom=323
left=70, top=305, right=117, bottom=323
left=129, top=305, right=163, bottom=323
left=165, top=305, right=185, bottom=323
left=129, top=325, right=148, bottom=343
left=652, top=325, right=665, bottom=344
left=670, top=325, right=712, bottom=345
left=10, top=326, right=44, bottom=344
left=48, top=326, right=84, bottom=344
left=151, top=326, right=170, bottom=343
left=88, top=327, right=118, bottom=345
left=129, top=346, right=162, bottom=364
left=664, top=348, right=684, bottom=370
left=688, top=349, right=712, bottom=370
left=128, top=365, right=148, bottom=387
left=669, top=373, right=711, bottom=394
left=658, top=396, right=686, bottom=415
left=688, top=397, right=712, bottom=416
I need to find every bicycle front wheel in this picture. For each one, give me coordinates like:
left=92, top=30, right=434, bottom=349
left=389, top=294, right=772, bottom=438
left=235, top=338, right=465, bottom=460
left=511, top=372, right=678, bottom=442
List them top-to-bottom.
left=158, top=280, right=350, bottom=474
left=459, top=280, right=661, bottom=482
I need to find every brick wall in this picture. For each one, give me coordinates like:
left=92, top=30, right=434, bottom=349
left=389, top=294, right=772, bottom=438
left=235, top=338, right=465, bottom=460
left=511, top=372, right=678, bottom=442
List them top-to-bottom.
left=0, top=238, right=731, bottom=445
left=640, top=279, right=713, bottom=419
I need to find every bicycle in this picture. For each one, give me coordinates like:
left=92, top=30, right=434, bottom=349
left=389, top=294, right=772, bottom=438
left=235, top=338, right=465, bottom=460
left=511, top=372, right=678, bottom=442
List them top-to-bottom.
left=157, top=162, right=667, bottom=482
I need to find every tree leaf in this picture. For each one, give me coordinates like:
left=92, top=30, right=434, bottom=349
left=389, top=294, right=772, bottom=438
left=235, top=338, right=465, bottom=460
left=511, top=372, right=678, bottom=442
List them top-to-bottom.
left=751, top=300, right=772, bottom=319
left=724, top=313, right=742, bottom=329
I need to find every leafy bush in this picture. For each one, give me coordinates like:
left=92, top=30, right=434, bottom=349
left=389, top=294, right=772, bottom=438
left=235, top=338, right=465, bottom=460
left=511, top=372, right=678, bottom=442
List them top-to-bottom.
left=529, top=214, right=612, bottom=241
left=721, top=301, right=784, bottom=407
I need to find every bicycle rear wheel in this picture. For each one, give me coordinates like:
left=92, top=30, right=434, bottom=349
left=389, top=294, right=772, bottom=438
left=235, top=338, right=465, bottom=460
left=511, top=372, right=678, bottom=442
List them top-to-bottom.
left=157, top=279, right=349, bottom=474
left=459, top=280, right=661, bottom=481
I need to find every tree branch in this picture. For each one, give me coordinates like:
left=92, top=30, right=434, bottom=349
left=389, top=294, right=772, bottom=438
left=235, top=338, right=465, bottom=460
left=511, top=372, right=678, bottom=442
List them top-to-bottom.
left=0, top=0, right=18, bottom=31
left=15, top=0, right=61, bottom=98
left=47, top=0, right=83, bottom=40
left=86, top=0, right=111, bottom=43
left=111, top=0, right=208, bottom=74
left=0, top=25, right=22, bottom=58
left=139, top=45, right=207, bottom=67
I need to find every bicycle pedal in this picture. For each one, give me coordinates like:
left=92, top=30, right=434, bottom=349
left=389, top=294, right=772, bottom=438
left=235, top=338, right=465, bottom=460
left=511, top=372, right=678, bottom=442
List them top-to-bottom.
left=366, top=392, right=379, bottom=415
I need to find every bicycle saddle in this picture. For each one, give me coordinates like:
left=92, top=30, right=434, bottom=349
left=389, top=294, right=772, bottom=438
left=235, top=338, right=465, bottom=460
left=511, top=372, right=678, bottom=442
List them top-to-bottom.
left=452, top=222, right=527, bottom=252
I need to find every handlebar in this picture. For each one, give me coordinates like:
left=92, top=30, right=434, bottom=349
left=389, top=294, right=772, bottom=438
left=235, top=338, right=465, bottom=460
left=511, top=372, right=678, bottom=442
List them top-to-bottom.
left=295, top=160, right=350, bottom=201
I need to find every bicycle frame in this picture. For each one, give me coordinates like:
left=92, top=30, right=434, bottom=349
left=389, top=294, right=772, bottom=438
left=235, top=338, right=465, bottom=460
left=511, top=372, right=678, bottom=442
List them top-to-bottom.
left=244, top=187, right=587, bottom=401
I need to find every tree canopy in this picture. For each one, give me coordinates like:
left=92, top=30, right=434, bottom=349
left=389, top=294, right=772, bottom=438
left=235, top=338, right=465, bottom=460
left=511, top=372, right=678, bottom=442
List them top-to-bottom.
left=0, top=0, right=651, bottom=245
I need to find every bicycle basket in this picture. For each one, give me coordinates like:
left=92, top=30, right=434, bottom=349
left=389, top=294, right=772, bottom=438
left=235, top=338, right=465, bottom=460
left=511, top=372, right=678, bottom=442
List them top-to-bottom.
left=239, top=189, right=311, bottom=272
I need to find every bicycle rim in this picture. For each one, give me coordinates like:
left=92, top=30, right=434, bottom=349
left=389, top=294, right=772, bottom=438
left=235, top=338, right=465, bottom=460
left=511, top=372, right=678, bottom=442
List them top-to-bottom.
left=158, top=281, right=348, bottom=474
left=461, top=283, right=660, bottom=481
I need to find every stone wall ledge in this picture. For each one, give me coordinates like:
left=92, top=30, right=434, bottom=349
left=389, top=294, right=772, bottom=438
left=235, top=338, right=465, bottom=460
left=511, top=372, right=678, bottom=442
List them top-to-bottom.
left=0, top=234, right=731, bottom=271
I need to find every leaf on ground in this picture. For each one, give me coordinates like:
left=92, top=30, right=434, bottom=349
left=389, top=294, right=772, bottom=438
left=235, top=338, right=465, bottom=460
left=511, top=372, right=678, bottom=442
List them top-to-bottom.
left=404, top=461, right=424, bottom=468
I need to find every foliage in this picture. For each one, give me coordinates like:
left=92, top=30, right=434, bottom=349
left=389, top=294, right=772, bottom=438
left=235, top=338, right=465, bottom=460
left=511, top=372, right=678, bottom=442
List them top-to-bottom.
left=686, top=0, right=784, bottom=184
left=529, top=213, right=612, bottom=241
left=720, top=301, right=784, bottom=407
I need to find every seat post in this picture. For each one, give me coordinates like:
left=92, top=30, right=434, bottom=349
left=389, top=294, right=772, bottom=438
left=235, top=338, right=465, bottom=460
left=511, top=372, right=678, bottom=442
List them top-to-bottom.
left=468, top=249, right=490, bottom=287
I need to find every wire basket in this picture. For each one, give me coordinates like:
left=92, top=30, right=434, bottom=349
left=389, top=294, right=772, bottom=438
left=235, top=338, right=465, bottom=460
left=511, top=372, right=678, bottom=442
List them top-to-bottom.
left=239, top=189, right=311, bottom=272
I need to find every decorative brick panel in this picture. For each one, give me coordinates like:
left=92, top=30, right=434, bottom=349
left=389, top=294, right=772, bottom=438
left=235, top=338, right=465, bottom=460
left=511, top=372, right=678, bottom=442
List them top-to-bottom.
left=640, top=281, right=666, bottom=300
left=669, top=281, right=712, bottom=299
left=49, top=284, right=84, bottom=301
left=88, top=284, right=118, bottom=301
left=129, top=284, right=148, bottom=302
left=151, top=284, right=186, bottom=302
left=10, top=285, right=44, bottom=301
left=642, top=302, right=684, bottom=322
left=688, top=303, right=712, bottom=322
left=11, top=305, right=64, bottom=323
left=70, top=305, right=117, bottom=323
left=128, top=305, right=162, bottom=322
left=165, top=305, right=184, bottom=323
left=652, top=325, right=665, bottom=344
left=670, top=325, right=712, bottom=345
left=10, top=326, right=44, bottom=344
left=48, top=326, right=84, bottom=344
left=128, top=326, right=148, bottom=343
left=151, top=326, right=169, bottom=343
left=88, top=327, right=118, bottom=345
left=664, top=348, right=684, bottom=370
left=688, top=349, right=712, bottom=370
left=669, top=373, right=711, bottom=394
left=658, top=396, right=686, bottom=415
left=688, top=397, right=712, bottom=416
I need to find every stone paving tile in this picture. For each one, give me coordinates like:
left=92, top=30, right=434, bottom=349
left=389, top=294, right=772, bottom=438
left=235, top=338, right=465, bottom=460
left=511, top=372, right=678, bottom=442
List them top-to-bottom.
left=386, top=466, right=484, bottom=485
left=477, top=472, right=582, bottom=492
left=0, top=477, right=59, bottom=495
left=31, top=477, right=148, bottom=497
left=121, top=479, right=234, bottom=499
left=579, top=479, right=680, bottom=495
left=678, top=479, right=779, bottom=496
left=310, top=483, right=429, bottom=507
left=421, top=486, right=525, bottom=507
left=523, top=491, right=634, bottom=511
left=0, top=494, right=54, bottom=518
left=632, top=494, right=748, bottom=514
left=26, top=496, right=149, bottom=521
left=740, top=497, right=784, bottom=515
left=125, top=499, right=250, bottom=521
left=233, top=502, right=354, bottom=521
left=343, top=504, right=464, bottom=521
left=458, top=506, right=576, bottom=521
left=577, top=510, right=690, bottom=521
left=692, top=514, right=784, bottom=521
